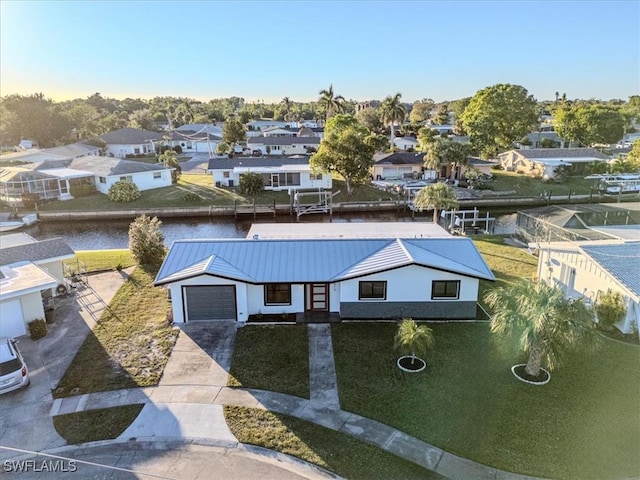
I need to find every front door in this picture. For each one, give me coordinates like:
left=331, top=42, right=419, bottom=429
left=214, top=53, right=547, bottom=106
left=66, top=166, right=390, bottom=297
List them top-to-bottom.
left=271, top=173, right=280, bottom=188
left=308, top=283, right=328, bottom=312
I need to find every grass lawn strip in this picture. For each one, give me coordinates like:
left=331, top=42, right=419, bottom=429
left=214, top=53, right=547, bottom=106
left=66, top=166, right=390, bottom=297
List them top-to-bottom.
left=71, top=249, right=135, bottom=273
left=54, top=267, right=179, bottom=397
left=228, top=325, right=309, bottom=398
left=53, top=404, right=144, bottom=444
left=224, top=406, right=443, bottom=480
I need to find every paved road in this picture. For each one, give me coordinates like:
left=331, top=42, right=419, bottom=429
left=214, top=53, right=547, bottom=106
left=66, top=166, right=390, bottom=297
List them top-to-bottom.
left=1, top=442, right=337, bottom=479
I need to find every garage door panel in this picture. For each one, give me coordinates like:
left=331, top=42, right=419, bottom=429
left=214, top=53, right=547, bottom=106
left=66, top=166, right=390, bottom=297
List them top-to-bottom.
left=184, top=286, right=236, bottom=321
left=0, top=299, right=26, bottom=338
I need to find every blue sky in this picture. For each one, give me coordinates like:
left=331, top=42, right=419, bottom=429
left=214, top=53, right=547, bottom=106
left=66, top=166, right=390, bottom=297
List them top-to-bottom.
left=1, top=0, right=638, bottom=103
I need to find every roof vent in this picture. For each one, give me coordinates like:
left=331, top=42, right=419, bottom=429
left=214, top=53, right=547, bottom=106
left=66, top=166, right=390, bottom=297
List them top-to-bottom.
left=253, top=234, right=259, bottom=240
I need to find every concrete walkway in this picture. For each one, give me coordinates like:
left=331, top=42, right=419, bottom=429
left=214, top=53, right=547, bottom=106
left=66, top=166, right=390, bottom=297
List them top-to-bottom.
left=307, top=324, right=340, bottom=410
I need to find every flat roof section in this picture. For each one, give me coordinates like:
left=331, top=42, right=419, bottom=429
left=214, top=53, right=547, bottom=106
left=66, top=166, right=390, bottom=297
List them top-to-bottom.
left=247, top=222, right=451, bottom=239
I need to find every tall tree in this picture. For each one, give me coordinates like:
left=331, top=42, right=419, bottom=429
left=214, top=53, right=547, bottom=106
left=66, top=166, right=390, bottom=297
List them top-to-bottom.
left=317, top=84, right=345, bottom=120
left=460, top=84, right=538, bottom=158
left=379, top=93, right=406, bottom=149
left=450, top=97, right=471, bottom=135
left=409, top=98, right=435, bottom=123
left=433, top=103, right=450, bottom=125
left=555, top=104, right=625, bottom=146
left=355, top=107, right=384, bottom=134
left=128, top=109, right=155, bottom=131
left=310, top=114, right=376, bottom=195
left=222, top=118, right=246, bottom=146
left=422, top=138, right=471, bottom=180
left=412, top=182, right=459, bottom=223
left=484, top=280, right=599, bottom=378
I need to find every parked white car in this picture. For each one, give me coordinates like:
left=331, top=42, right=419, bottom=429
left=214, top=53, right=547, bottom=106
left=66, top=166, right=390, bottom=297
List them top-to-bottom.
left=0, top=337, right=30, bottom=394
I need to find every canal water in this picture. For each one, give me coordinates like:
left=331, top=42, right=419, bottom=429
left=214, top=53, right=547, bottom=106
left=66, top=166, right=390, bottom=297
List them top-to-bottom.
left=24, top=210, right=518, bottom=250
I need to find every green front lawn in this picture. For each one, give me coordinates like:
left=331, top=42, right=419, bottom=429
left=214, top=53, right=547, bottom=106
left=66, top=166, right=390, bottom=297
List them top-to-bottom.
left=490, top=171, right=595, bottom=197
left=67, top=249, right=135, bottom=274
left=54, top=267, right=179, bottom=397
left=332, top=323, right=640, bottom=480
left=228, top=325, right=309, bottom=398
left=53, top=404, right=144, bottom=444
left=225, top=406, right=443, bottom=480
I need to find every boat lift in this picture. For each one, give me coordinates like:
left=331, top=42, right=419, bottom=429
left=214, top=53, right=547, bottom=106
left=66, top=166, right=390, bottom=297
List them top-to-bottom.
left=291, top=189, right=337, bottom=220
left=441, top=207, right=495, bottom=235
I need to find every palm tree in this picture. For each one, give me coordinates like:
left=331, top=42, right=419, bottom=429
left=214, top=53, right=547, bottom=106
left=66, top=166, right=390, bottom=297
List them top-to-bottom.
left=318, top=85, right=345, bottom=120
left=379, top=93, right=406, bottom=149
left=413, top=182, right=459, bottom=223
left=484, top=280, right=599, bottom=378
left=394, top=318, right=434, bottom=366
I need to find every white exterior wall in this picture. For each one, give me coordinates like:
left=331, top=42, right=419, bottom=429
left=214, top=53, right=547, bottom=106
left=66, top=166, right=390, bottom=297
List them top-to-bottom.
left=106, top=143, right=156, bottom=159
left=372, top=165, right=421, bottom=179
left=95, top=170, right=172, bottom=194
left=210, top=170, right=331, bottom=191
left=537, top=248, right=640, bottom=334
left=339, top=265, right=478, bottom=302
left=168, top=275, right=249, bottom=323
left=247, top=284, right=305, bottom=315
left=20, top=291, right=47, bottom=324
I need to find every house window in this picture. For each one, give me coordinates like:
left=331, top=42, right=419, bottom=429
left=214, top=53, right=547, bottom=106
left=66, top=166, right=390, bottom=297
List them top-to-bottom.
left=134, top=147, right=141, bottom=155
left=223, top=171, right=230, bottom=178
left=153, top=172, right=162, bottom=179
left=311, top=173, right=323, bottom=180
left=119, top=176, right=133, bottom=182
left=99, top=177, right=106, bottom=184
left=431, top=280, right=460, bottom=299
left=359, top=281, right=386, bottom=300
left=264, top=283, right=291, bottom=305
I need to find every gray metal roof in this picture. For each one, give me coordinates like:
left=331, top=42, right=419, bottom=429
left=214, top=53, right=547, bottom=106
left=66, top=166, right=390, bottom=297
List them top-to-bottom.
left=100, top=128, right=164, bottom=145
left=247, top=136, right=321, bottom=146
left=67, top=157, right=171, bottom=176
left=207, top=157, right=310, bottom=170
left=0, top=238, right=75, bottom=266
left=155, top=238, right=495, bottom=286
left=581, top=243, right=640, bottom=296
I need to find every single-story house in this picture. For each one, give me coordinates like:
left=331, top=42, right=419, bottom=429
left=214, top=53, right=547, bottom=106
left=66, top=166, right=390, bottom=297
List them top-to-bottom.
left=247, top=119, right=289, bottom=132
left=261, top=126, right=297, bottom=138
left=100, top=128, right=164, bottom=158
left=165, top=130, right=221, bottom=154
left=247, top=136, right=321, bottom=156
left=393, top=136, right=419, bottom=151
left=0, top=143, right=101, bottom=164
left=498, top=148, right=608, bottom=180
left=372, top=152, right=426, bottom=180
left=0, top=157, right=173, bottom=204
left=207, top=157, right=331, bottom=191
left=464, top=157, right=498, bottom=176
left=0, top=233, right=75, bottom=338
left=154, top=237, right=495, bottom=323
left=536, top=240, right=640, bottom=334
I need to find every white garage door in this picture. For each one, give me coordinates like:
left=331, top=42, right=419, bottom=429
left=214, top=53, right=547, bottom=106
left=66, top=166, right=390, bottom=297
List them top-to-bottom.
left=382, top=166, right=413, bottom=178
left=183, top=286, right=237, bottom=321
left=0, top=299, right=26, bottom=338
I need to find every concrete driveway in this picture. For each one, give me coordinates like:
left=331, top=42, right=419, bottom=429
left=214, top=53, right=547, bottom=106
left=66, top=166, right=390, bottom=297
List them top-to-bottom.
left=0, top=270, right=132, bottom=461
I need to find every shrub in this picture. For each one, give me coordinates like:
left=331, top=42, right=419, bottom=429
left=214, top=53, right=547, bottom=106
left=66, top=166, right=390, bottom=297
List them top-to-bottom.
left=172, top=145, right=182, bottom=154
left=238, top=172, right=265, bottom=196
left=108, top=180, right=141, bottom=202
left=69, top=184, right=97, bottom=198
left=128, top=215, right=165, bottom=271
left=595, top=290, right=627, bottom=331
left=28, top=318, right=47, bottom=340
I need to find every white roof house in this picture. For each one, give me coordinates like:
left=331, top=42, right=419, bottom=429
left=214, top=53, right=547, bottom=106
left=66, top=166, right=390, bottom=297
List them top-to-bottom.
left=498, top=148, right=608, bottom=180
left=247, top=222, right=451, bottom=239
left=155, top=237, right=495, bottom=323
left=536, top=240, right=640, bottom=334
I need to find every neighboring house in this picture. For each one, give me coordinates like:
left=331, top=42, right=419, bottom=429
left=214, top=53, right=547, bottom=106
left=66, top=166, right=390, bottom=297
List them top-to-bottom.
left=247, top=120, right=289, bottom=132
left=176, top=123, right=223, bottom=137
left=261, top=126, right=297, bottom=138
left=100, top=128, right=164, bottom=158
left=165, top=130, right=221, bottom=154
left=518, top=131, right=565, bottom=149
left=394, top=136, right=419, bottom=151
left=247, top=137, right=321, bottom=156
left=1, top=142, right=101, bottom=163
left=498, top=148, right=608, bottom=180
left=372, top=152, right=425, bottom=180
left=207, top=156, right=331, bottom=191
left=0, top=157, right=173, bottom=204
left=463, top=157, right=498, bottom=176
left=515, top=202, right=640, bottom=244
left=247, top=222, right=452, bottom=239
left=0, top=233, right=75, bottom=338
left=154, top=237, right=495, bottom=323
left=536, top=240, right=640, bottom=334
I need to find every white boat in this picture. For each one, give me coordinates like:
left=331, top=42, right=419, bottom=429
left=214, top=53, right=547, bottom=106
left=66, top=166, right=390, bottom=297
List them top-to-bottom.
left=585, top=173, right=640, bottom=196
left=0, top=213, right=39, bottom=232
